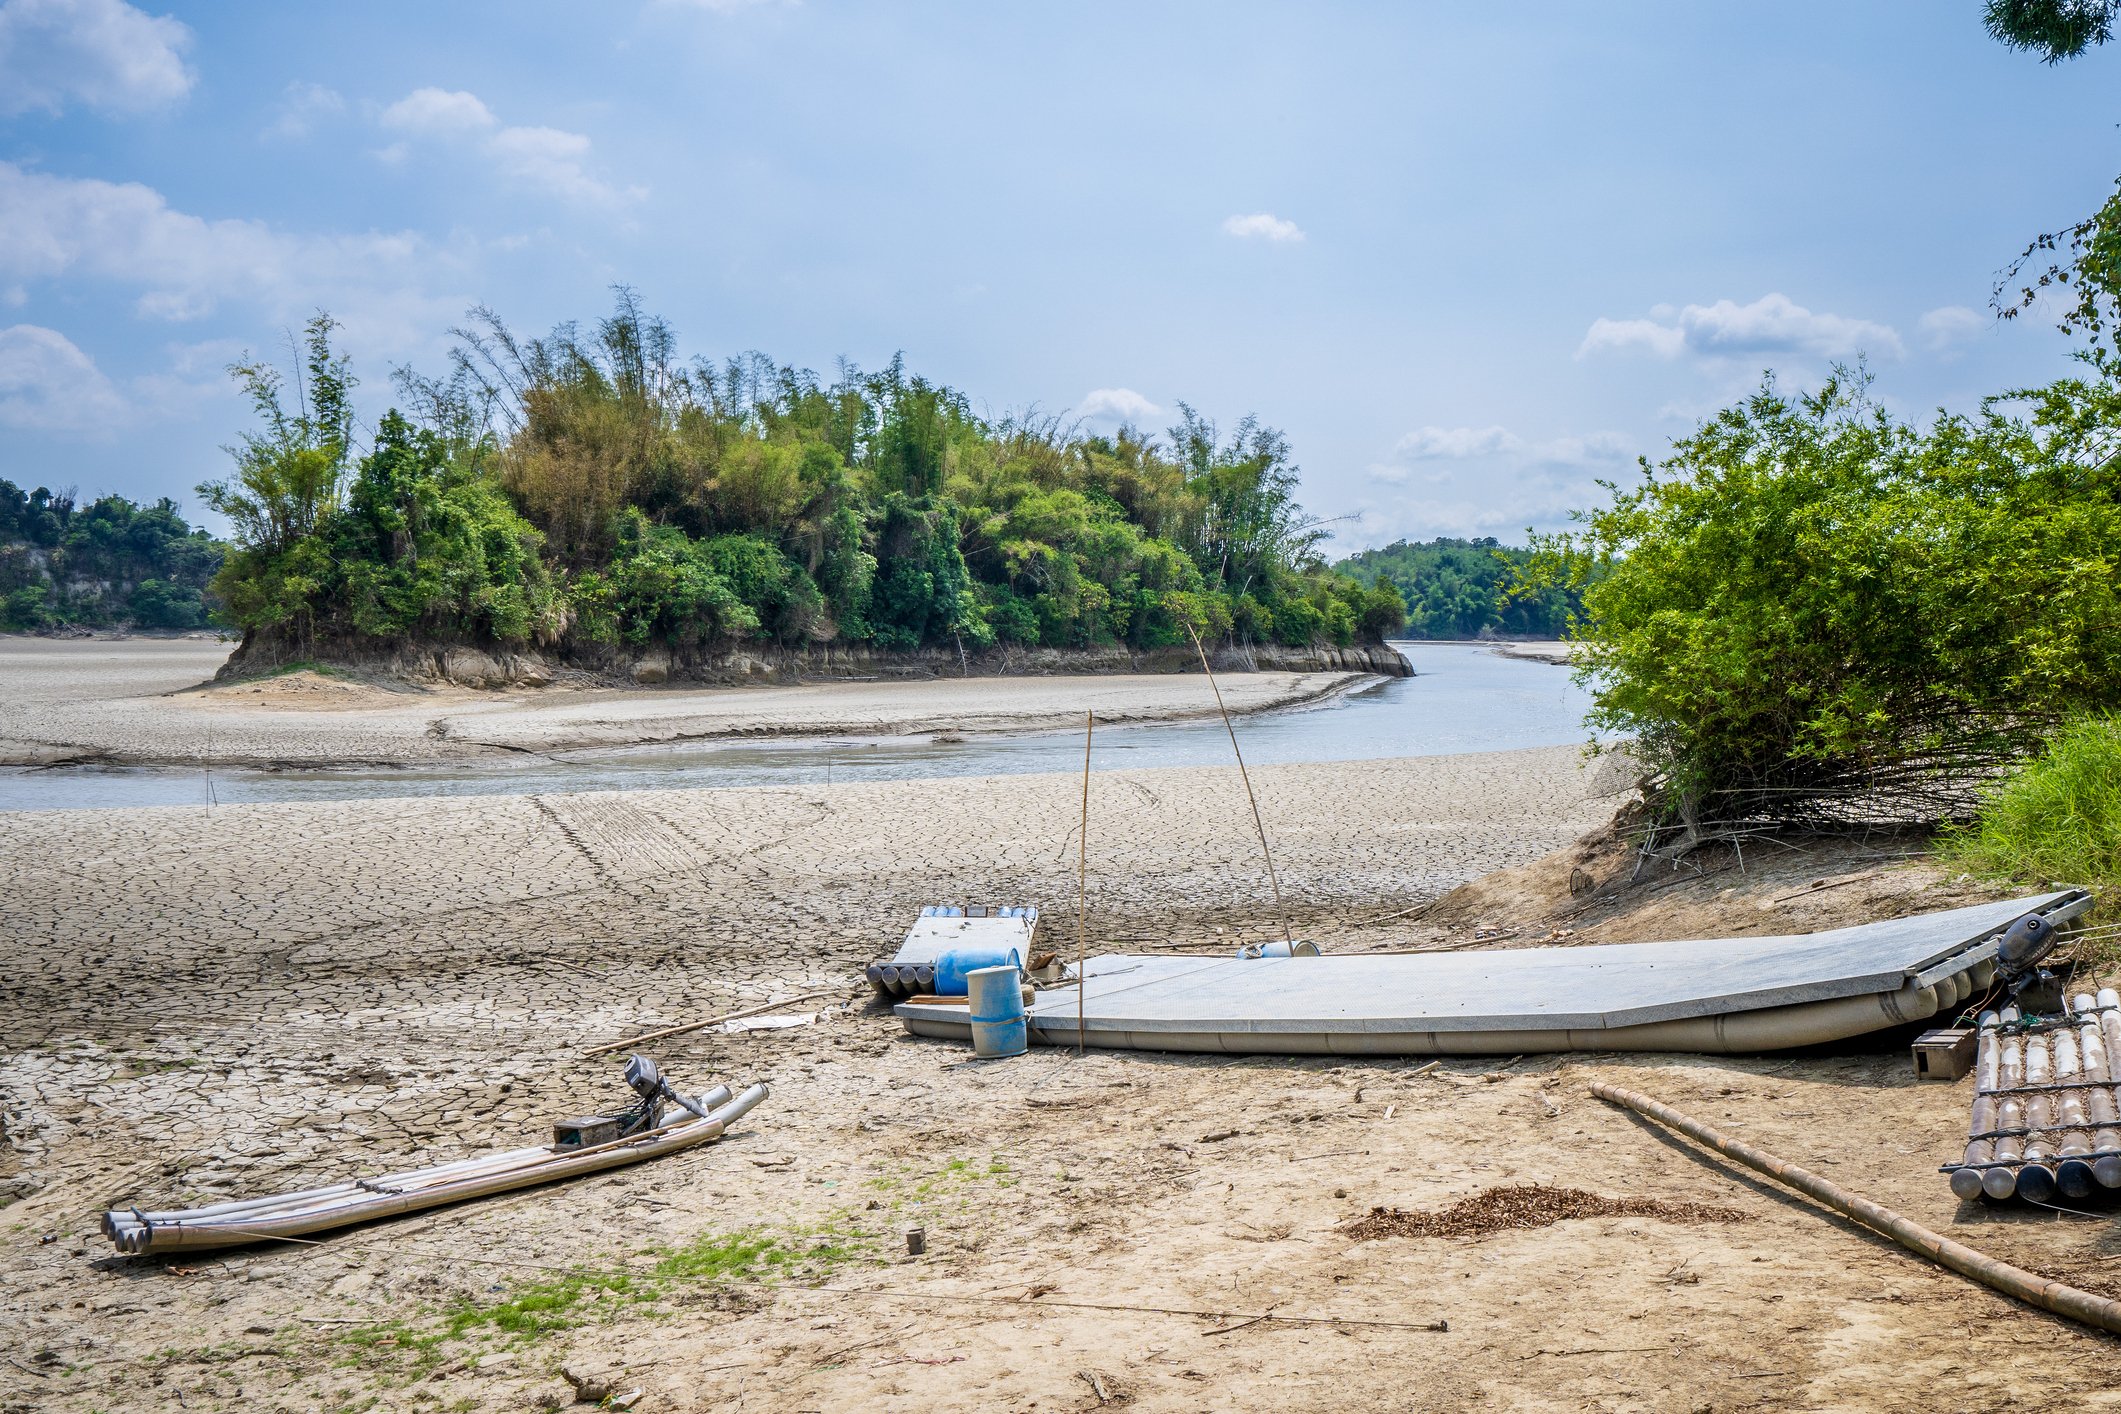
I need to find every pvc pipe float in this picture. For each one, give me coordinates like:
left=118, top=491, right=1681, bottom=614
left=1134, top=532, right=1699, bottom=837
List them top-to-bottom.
left=1236, top=940, right=1322, bottom=959
left=934, top=947, right=1022, bottom=998
left=966, top=964, right=1027, bottom=1058
left=907, top=970, right=1971, bottom=1056
left=2076, top=993, right=2121, bottom=1190
left=1952, top=1012, right=2001, bottom=1201
left=2053, top=1027, right=2095, bottom=1199
left=2019, top=1036, right=2060, bottom=1203
left=1594, top=1081, right=2121, bottom=1339
left=103, top=1083, right=768, bottom=1254
left=124, top=1084, right=741, bottom=1228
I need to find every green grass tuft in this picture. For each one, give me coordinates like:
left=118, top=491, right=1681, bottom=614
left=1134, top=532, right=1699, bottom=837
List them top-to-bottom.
left=1942, top=712, right=2121, bottom=939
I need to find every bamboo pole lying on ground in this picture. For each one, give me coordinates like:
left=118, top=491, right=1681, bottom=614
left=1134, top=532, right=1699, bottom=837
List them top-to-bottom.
left=586, top=988, right=855, bottom=1056
left=1590, top=1080, right=2121, bottom=1337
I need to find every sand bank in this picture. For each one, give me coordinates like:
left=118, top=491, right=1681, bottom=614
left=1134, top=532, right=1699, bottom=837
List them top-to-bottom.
left=0, top=636, right=1375, bottom=768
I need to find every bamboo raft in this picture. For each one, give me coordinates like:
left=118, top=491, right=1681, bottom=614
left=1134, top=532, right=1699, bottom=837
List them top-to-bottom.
left=1948, top=996, right=2121, bottom=1203
left=102, top=1079, right=768, bottom=1254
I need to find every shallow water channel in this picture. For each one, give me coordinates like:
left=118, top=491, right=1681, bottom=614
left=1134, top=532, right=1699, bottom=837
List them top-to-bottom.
left=0, top=642, right=1594, bottom=811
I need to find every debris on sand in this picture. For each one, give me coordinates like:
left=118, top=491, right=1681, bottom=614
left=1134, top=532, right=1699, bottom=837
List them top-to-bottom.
left=1340, top=1184, right=1747, bottom=1241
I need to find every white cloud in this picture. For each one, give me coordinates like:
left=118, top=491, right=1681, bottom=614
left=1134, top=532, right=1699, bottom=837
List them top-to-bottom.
left=0, top=0, right=192, bottom=116
left=265, top=81, right=345, bottom=140
left=380, top=86, right=497, bottom=135
left=377, top=87, right=638, bottom=206
left=487, top=125, right=629, bottom=205
left=0, top=161, right=464, bottom=349
left=1221, top=212, right=1305, bottom=244
left=1579, top=293, right=1903, bottom=362
left=1917, top=304, right=1988, bottom=355
left=1578, top=316, right=1686, bottom=359
left=0, top=324, right=126, bottom=432
left=1077, top=387, right=1161, bottom=426
left=1357, top=424, right=1631, bottom=528
left=1393, top=425, right=1521, bottom=460
left=1540, top=430, right=1631, bottom=464
left=1339, top=493, right=1562, bottom=545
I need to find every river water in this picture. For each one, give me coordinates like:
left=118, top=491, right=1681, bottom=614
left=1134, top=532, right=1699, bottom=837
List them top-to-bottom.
left=0, top=642, right=1594, bottom=812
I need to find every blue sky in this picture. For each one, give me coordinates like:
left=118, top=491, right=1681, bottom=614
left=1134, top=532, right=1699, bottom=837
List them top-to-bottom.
left=1, top=1, right=2116, bottom=552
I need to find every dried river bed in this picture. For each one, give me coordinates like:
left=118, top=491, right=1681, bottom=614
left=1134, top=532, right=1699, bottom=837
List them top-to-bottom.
left=6, top=741, right=2120, bottom=1410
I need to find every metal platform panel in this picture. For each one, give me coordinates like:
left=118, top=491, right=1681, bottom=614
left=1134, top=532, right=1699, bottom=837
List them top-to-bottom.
left=896, top=891, right=2086, bottom=1054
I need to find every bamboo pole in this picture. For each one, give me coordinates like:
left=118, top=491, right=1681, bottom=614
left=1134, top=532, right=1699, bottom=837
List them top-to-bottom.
left=1184, top=623, right=1291, bottom=944
left=1076, top=709, right=1092, bottom=1054
left=585, top=988, right=854, bottom=1056
left=1591, top=1080, right=2121, bottom=1337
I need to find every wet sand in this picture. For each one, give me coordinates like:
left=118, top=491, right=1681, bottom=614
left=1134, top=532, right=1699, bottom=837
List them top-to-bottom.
left=0, top=637, right=1373, bottom=768
left=7, top=734, right=2119, bottom=1411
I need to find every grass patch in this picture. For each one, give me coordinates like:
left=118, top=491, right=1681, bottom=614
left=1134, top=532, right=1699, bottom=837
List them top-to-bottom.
left=1942, top=712, right=2121, bottom=945
left=333, top=1159, right=1015, bottom=1384
left=337, top=1223, right=869, bottom=1378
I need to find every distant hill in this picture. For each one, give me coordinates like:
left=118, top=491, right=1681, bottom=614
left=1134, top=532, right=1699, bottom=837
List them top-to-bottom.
left=0, top=480, right=225, bottom=632
left=1332, top=536, right=1580, bottom=639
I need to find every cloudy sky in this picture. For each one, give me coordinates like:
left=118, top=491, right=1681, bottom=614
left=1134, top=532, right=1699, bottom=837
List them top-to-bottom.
left=1, top=1, right=2115, bottom=551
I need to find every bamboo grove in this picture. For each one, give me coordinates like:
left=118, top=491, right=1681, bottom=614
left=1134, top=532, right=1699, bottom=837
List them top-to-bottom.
left=200, top=293, right=1404, bottom=666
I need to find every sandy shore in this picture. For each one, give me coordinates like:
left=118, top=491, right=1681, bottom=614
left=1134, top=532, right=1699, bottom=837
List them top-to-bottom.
left=0, top=637, right=1375, bottom=768
left=6, top=735, right=2115, bottom=1410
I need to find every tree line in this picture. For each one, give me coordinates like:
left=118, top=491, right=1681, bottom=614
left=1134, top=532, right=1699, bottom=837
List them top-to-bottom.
left=202, top=294, right=1405, bottom=665
left=0, top=481, right=223, bottom=632
left=1333, top=537, right=1580, bottom=638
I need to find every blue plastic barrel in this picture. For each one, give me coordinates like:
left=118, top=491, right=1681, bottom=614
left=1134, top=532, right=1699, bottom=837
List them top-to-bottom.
left=934, top=946, right=1022, bottom=997
left=967, top=964, right=1028, bottom=1058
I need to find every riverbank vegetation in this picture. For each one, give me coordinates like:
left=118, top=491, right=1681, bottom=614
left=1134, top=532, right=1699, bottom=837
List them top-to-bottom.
left=1529, top=5, right=2121, bottom=862
left=203, top=297, right=1404, bottom=669
left=1529, top=369, right=2121, bottom=842
left=0, top=480, right=224, bottom=632
left=1334, top=537, right=1580, bottom=639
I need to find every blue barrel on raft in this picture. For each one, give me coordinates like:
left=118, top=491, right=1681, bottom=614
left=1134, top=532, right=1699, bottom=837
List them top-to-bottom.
left=934, top=946, right=1023, bottom=997
left=967, top=964, right=1028, bottom=1058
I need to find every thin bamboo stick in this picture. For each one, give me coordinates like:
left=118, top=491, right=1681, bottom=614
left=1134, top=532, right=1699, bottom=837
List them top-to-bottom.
left=1185, top=623, right=1291, bottom=944
left=1076, top=709, right=1092, bottom=1055
left=586, top=989, right=853, bottom=1055
left=1592, top=1081, right=2121, bottom=1337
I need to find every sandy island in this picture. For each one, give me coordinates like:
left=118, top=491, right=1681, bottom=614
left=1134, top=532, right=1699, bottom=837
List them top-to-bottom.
left=0, top=637, right=1380, bottom=769
left=1, top=643, right=2109, bottom=1411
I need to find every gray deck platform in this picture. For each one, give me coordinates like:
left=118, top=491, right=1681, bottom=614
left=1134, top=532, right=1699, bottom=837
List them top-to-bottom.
left=896, top=891, right=2090, bottom=1056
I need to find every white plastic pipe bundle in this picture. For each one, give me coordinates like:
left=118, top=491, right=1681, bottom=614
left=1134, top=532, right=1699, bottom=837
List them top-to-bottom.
left=1951, top=992, right=2121, bottom=1203
left=103, top=1082, right=767, bottom=1255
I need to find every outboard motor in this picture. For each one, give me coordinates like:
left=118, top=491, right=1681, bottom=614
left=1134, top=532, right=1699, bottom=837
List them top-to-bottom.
left=1996, top=912, right=2060, bottom=1006
left=554, top=1054, right=716, bottom=1149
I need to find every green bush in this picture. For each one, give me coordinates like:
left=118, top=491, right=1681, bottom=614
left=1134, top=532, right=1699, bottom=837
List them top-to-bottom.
left=1527, top=371, right=2121, bottom=829
left=127, top=579, right=209, bottom=629
left=2, top=584, right=52, bottom=631
left=1944, top=714, right=2121, bottom=923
